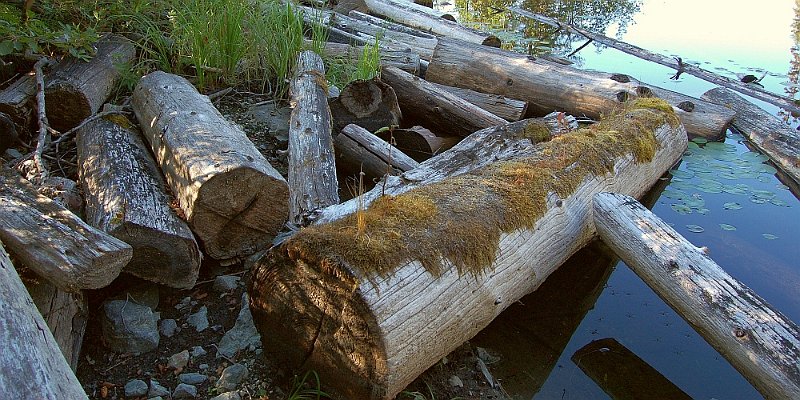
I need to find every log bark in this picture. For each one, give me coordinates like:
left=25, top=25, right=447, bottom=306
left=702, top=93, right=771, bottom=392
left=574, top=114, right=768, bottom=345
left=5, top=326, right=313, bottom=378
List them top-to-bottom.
left=45, top=34, right=136, bottom=131
left=426, top=38, right=734, bottom=140
left=319, top=41, right=421, bottom=74
left=288, top=51, right=339, bottom=226
left=380, top=65, right=506, bottom=137
left=132, top=71, right=289, bottom=262
left=0, top=74, right=35, bottom=137
left=329, top=77, right=402, bottom=133
left=429, top=82, right=528, bottom=121
left=701, top=87, right=800, bottom=186
left=249, top=102, right=687, bottom=399
left=76, top=117, right=202, bottom=288
left=335, top=124, right=420, bottom=180
left=375, top=125, right=459, bottom=162
left=0, top=167, right=132, bottom=292
left=592, top=192, right=800, bottom=400
left=0, top=240, right=89, bottom=399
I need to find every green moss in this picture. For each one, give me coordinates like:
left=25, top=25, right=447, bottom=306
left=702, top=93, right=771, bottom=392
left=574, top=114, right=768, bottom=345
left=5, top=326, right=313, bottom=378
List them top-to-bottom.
left=287, top=100, right=676, bottom=279
left=516, top=120, right=553, bottom=143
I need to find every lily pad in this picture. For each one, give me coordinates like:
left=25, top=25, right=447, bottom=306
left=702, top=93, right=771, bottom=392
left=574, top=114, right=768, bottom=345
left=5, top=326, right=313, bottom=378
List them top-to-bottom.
left=691, top=137, right=708, bottom=145
left=741, top=152, right=769, bottom=162
left=755, top=164, right=778, bottom=174
left=669, top=169, right=695, bottom=180
left=696, top=179, right=724, bottom=193
left=722, top=185, right=749, bottom=195
left=662, top=189, right=689, bottom=200
left=770, top=198, right=788, bottom=207
left=723, top=202, right=743, bottom=210
left=671, top=204, right=693, bottom=215
left=719, top=223, right=737, bottom=231
left=686, top=224, right=705, bottom=233
left=762, top=234, right=779, bottom=240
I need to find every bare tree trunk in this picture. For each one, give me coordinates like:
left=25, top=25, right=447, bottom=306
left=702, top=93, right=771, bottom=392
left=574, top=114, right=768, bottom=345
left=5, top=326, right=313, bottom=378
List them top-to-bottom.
left=335, top=124, right=419, bottom=180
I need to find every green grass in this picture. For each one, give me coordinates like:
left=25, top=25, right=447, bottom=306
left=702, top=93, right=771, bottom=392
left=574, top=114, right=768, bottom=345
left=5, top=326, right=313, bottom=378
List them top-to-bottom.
left=287, top=370, right=330, bottom=400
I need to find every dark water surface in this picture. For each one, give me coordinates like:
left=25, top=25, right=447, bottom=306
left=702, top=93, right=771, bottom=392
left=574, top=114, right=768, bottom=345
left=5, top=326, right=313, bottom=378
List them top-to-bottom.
left=439, top=0, right=800, bottom=398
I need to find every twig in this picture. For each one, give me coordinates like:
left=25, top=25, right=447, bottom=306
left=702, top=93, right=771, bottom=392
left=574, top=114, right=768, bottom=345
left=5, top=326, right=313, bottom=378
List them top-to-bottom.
left=32, top=57, right=54, bottom=181
left=208, top=86, right=233, bottom=102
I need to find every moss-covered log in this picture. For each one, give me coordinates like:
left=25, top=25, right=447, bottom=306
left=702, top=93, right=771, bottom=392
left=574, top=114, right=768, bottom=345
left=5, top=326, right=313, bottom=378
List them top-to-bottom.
left=249, top=99, right=688, bottom=399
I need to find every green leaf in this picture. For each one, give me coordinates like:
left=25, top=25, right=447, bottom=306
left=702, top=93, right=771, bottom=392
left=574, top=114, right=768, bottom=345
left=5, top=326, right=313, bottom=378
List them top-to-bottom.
left=0, top=40, right=13, bottom=56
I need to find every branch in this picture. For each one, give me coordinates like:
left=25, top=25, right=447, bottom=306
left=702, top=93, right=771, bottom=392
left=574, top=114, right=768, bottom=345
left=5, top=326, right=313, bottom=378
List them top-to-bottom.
left=32, top=57, right=55, bottom=182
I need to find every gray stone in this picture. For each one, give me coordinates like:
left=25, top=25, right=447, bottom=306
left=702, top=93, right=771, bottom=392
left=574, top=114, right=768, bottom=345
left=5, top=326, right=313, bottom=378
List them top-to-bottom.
left=246, top=101, right=290, bottom=142
left=212, top=275, right=240, bottom=292
left=111, top=283, right=160, bottom=310
left=217, top=294, right=261, bottom=359
left=175, top=296, right=192, bottom=311
left=101, top=300, right=159, bottom=354
left=187, top=306, right=209, bottom=332
left=159, top=318, right=178, bottom=337
left=191, top=345, right=207, bottom=358
left=168, top=350, right=190, bottom=370
left=199, top=363, right=209, bottom=371
left=216, top=363, right=248, bottom=393
left=179, top=372, right=208, bottom=385
left=448, top=375, right=463, bottom=388
left=124, top=379, right=148, bottom=397
left=149, top=379, right=171, bottom=397
left=173, top=383, right=198, bottom=398
left=210, top=392, right=242, bottom=400
left=148, top=397, right=163, bottom=400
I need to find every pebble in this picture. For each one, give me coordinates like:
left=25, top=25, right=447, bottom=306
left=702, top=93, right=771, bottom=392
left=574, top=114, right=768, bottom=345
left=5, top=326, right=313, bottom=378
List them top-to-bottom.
left=213, top=275, right=240, bottom=292
left=217, top=294, right=261, bottom=358
left=175, top=296, right=193, bottom=311
left=101, top=300, right=159, bottom=354
left=187, top=306, right=209, bottom=332
left=159, top=319, right=178, bottom=337
left=191, top=345, right=207, bottom=357
left=168, top=350, right=190, bottom=370
left=199, top=363, right=210, bottom=371
left=216, top=363, right=248, bottom=393
left=179, top=372, right=208, bottom=385
left=448, top=375, right=464, bottom=388
left=124, top=379, right=148, bottom=397
left=149, top=379, right=170, bottom=397
left=173, top=383, right=198, bottom=398
left=210, top=392, right=242, bottom=400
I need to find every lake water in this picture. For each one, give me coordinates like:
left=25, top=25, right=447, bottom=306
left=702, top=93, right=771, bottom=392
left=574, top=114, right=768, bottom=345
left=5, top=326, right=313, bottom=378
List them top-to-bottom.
left=438, top=0, right=800, bottom=398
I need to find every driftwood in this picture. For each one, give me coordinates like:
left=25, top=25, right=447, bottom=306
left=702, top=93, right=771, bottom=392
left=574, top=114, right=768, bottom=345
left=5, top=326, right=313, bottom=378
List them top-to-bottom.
left=508, top=6, right=800, bottom=116
left=45, top=35, right=136, bottom=131
left=426, top=38, right=735, bottom=140
left=319, top=41, right=421, bottom=74
left=288, top=51, right=339, bottom=226
left=380, top=66, right=506, bottom=137
left=132, top=71, right=289, bottom=262
left=0, top=74, right=35, bottom=137
left=329, top=77, right=402, bottom=133
left=429, top=82, right=528, bottom=121
left=702, top=87, right=800, bottom=187
left=249, top=101, right=687, bottom=399
left=76, top=117, right=202, bottom=288
left=335, top=124, right=419, bottom=180
left=375, top=125, right=459, bottom=162
left=0, top=167, right=132, bottom=292
left=593, top=192, right=800, bottom=399
left=0, top=240, right=88, bottom=399
left=25, top=279, right=88, bottom=372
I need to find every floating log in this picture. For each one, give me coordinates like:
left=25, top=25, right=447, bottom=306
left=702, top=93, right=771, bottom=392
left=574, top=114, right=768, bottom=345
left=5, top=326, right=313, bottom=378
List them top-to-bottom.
left=45, top=34, right=136, bottom=131
left=426, top=38, right=734, bottom=140
left=319, top=41, right=422, bottom=74
left=288, top=51, right=339, bottom=226
left=380, top=65, right=506, bottom=137
left=132, top=71, right=289, bottom=262
left=0, top=74, right=35, bottom=138
left=329, top=77, right=402, bottom=134
left=429, top=82, right=528, bottom=121
left=702, top=87, right=800, bottom=186
left=249, top=100, right=687, bottom=399
left=76, top=117, right=202, bottom=288
left=335, top=124, right=419, bottom=180
left=374, top=125, right=459, bottom=162
left=0, top=167, right=132, bottom=292
left=592, top=192, right=800, bottom=399
left=0, top=240, right=88, bottom=399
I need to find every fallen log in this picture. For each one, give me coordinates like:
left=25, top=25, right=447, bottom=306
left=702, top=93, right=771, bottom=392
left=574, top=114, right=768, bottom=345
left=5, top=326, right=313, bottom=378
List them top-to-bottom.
left=45, top=34, right=136, bottom=131
left=426, top=38, right=734, bottom=140
left=319, top=41, right=421, bottom=74
left=288, top=51, right=339, bottom=226
left=380, top=65, right=506, bottom=137
left=132, top=71, right=289, bottom=262
left=0, top=74, right=35, bottom=137
left=329, top=77, right=402, bottom=133
left=429, top=82, right=528, bottom=121
left=701, top=87, right=800, bottom=186
left=249, top=99, right=687, bottom=399
left=0, top=111, right=17, bottom=153
left=76, top=117, right=202, bottom=288
left=335, top=124, right=419, bottom=180
left=374, top=125, right=459, bottom=162
left=0, top=167, right=132, bottom=292
left=592, top=192, right=800, bottom=399
left=0, top=240, right=88, bottom=399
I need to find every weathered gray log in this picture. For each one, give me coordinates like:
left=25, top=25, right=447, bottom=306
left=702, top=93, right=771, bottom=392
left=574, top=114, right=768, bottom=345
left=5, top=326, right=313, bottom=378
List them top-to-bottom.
left=349, top=10, right=439, bottom=40
left=45, top=34, right=136, bottom=131
left=426, top=38, right=735, bottom=140
left=320, top=41, right=421, bottom=74
left=288, top=51, right=339, bottom=226
left=380, top=66, right=506, bottom=137
left=132, top=71, right=289, bottom=262
left=0, top=74, right=35, bottom=137
left=329, top=77, right=402, bottom=133
left=429, top=82, right=528, bottom=121
left=702, top=87, right=800, bottom=186
left=249, top=100, right=687, bottom=399
left=76, top=117, right=202, bottom=288
left=335, top=124, right=420, bottom=180
left=375, top=125, right=460, bottom=161
left=0, top=167, right=132, bottom=292
left=592, top=192, right=800, bottom=400
left=0, top=240, right=89, bottom=399
left=24, top=279, right=88, bottom=372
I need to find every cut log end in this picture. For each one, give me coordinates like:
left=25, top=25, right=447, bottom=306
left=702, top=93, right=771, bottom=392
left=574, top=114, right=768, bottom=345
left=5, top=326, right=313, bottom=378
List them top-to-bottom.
left=45, top=85, right=92, bottom=132
left=114, top=226, right=201, bottom=288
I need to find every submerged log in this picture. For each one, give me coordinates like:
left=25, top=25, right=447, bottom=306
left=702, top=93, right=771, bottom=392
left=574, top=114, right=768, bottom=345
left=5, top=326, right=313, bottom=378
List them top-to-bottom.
left=45, top=34, right=136, bottom=131
left=426, top=38, right=734, bottom=140
left=288, top=51, right=339, bottom=226
left=132, top=71, right=289, bottom=262
left=0, top=74, right=35, bottom=138
left=329, top=77, right=402, bottom=133
left=430, top=82, right=529, bottom=121
left=702, top=87, right=800, bottom=186
left=249, top=100, right=687, bottom=399
left=76, top=117, right=202, bottom=288
left=335, top=124, right=420, bottom=180
left=375, top=125, right=460, bottom=162
left=0, top=167, right=132, bottom=292
left=593, top=192, right=800, bottom=399
left=0, top=241, right=88, bottom=399
left=25, top=279, right=88, bottom=372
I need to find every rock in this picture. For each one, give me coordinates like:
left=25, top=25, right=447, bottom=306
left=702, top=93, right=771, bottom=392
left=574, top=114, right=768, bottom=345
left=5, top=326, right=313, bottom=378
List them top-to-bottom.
left=246, top=101, right=290, bottom=142
left=212, top=275, right=240, bottom=292
left=217, top=294, right=261, bottom=359
left=175, top=296, right=193, bottom=311
left=101, top=299, right=160, bottom=354
left=187, top=306, right=209, bottom=332
left=159, top=318, right=178, bottom=337
left=191, top=345, right=207, bottom=358
left=476, top=347, right=501, bottom=364
left=168, top=350, right=190, bottom=370
left=199, top=363, right=209, bottom=371
left=216, top=363, right=248, bottom=393
left=179, top=372, right=208, bottom=385
left=448, top=375, right=463, bottom=388
left=124, top=379, right=149, bottom=397
left=149, top=379, right=171, bottom=397
left=173, top=383, right=198, bottom=398
left=210, top=392, right=242, bottom=400
left=148, top=397, right=163, bottom=400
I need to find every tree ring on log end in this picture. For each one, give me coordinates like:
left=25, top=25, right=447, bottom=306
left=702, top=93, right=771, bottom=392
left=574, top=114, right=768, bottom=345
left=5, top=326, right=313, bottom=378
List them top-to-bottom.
left=341, top=79, right=389, bottom=118
left=45, top=84, right=92, bottom=132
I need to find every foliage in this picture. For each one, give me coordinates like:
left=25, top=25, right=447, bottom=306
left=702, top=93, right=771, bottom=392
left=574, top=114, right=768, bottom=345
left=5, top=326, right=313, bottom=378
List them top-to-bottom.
left=0, top=3, right=98, bottom=60
left=326, top=35, right=382, bottom=89
left=287, top=370, right=330, bottom=400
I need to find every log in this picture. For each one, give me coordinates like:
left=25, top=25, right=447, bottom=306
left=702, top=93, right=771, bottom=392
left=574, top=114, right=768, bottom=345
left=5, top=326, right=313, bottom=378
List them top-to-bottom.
left=45, top=34, right=136, bottom=131
left=426, top=38, right=735, bottom=140
left=319, top=41, right=422, bottom=74
left=288, top=51, right=339, bottom=226
left=380, top=65, right=506, bottom=137
left=132, top=71, right=289, bottom=262
left=0, top=74, right=35, bottom=138
left=329, top=77, right=402, bottom=134
left=429, top=82, right=528, bottom=121
left=701, top=87, right=800, bottom=186
left=249, top=100, right=687, bottom=399
left=0, top=111, right=17, bottom=153
left=76, top=117, right=202, bottom=288
left=335, top=124, right=420, bottom=180
left=374, top=125, right=459, bottom=162
left=0, top=167, right=132, bottom=292
left=592, top=192, right=800, bottom=399
left=0, top=240, right=88, bottom=399
left=24, top=279, right=88, bottom=372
